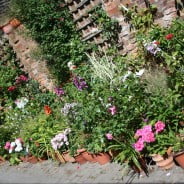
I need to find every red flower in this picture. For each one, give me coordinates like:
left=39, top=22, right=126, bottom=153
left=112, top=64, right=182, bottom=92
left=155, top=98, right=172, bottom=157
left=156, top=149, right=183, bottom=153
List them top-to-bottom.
left=165, top=33, right=174, bottom=40
left=154, top=41, right=160, bottom=45
left=8, top=86, right=16, bottom=91
left=44, top=105, right=52, bottom=115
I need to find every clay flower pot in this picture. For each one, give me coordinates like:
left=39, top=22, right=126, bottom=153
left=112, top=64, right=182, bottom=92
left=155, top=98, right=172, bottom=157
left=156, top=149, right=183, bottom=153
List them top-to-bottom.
left=9, top=18, right=21, bottom=28
left=2, top=24, right=14, bottom=34
left=77, top=148, right=86, bottom=153
left=62, top=151, right=75, bottom=163
left=174, top=151, right=184, bottom=169
left=82, top=152, right=96, bottom=163
left=94, top=152, right=111, bottom=165
left=75, top=154, right=87, bottom=164
left=152, top=154, right=175, bottom=170
left=0, top=156, right=5, bottom=164
left=25, top=156, right=38, bottom=164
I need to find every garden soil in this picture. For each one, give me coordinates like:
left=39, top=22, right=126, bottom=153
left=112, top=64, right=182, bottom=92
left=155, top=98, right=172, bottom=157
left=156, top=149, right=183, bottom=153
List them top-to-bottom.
left=0, top=160, right=184, bottom=183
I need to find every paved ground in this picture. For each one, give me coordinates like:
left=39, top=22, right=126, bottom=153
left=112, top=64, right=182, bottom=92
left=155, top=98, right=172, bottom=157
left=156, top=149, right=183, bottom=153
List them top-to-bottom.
left=0, top=160, right=184, bottom=183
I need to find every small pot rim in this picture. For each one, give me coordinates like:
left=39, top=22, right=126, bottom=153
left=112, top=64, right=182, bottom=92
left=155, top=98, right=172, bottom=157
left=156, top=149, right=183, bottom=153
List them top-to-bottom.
left=173, top=150, right=184, bottom=157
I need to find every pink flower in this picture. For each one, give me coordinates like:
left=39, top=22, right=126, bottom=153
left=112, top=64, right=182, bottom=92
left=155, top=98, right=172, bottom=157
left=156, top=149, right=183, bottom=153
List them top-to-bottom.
left=108, top=106, right=117, bottom=115
left=155, top=121, right=165, bottom=133
left=135, top=125, right=152, bottom=137
left=143, top=125, right=152, bottom=132
left=135, top=128, right=144, bottom=137
left=142, top=131, right=155, bottom=143
left=105, top=133, right=113, bottom=140
left=16, top=138, right=23, bottom=143
left=133, top=138, right=144, bottom=152
left=4, top=142, right=11, bottom=150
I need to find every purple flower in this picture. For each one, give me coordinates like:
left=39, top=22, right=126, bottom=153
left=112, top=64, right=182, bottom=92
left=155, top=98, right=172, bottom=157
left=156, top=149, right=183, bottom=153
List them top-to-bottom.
left=144, top=41, right=161, bottom=55
left=73, top=76, right=88, bottom=91
left=54, top=87, right=65, bottom=96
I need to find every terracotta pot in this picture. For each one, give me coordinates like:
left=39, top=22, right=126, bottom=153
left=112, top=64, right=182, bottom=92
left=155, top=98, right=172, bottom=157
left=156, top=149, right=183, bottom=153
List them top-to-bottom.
left=9, top=18, right=21, bottom=28
left=2, top=24, right=14, bottom=34
left=77, top=148, right=86, bottom=153
left=62, top=151, right=75, bottom=163
left=174, top=151, right=184, bottom=169
left=82, top=152, right=96, bottom=163
left=94, top=152, right=111, bottom=165
left=75, top=154, right=87, bottom=164
left=152, top=154, right=175, bottom=170
left=0, top=156, right=5, bottom=164
left=27, top=156, right=39, bottom=164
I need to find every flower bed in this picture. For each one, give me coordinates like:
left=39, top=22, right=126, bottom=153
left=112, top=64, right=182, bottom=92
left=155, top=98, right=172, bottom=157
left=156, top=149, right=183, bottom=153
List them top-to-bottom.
left=0, top=0, right=184, bottom=174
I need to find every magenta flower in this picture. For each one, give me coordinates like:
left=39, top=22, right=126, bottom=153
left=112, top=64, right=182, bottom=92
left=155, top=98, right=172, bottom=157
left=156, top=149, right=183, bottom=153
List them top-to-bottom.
left=16, top=75, right=28, bottom=84
left=54, top=87, right=65, bottom=96
left=108, top=105, right=117, bottom=115
left=155, top=121, right=165, bottom=133
left=105, top=133, right=113, bottom=140
left=133, top=138, right=144, bottom=152
left=4, top=142, right=11, bottom=150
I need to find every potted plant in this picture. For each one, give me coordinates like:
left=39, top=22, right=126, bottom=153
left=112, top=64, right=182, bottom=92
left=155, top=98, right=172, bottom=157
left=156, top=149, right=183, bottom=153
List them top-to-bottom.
left=132, top=121, right=182, bottom=170
left=173, top=129, right=184, bottom=169
left=107, top=132, right=147, bottom=174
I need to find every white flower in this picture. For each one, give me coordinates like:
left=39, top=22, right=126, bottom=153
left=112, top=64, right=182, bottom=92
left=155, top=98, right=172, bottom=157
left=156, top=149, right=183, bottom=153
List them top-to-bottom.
left=67, top=61, right=73, bottom=68
left=67, top=62, right=76, bottom=70
left=135, top=69, right=145, bottom=77
left=122, top=71, right=132, bottom=82
left=15, top=97, right=29, bottom=108
left=64, top=128, right=71, bottom=135
left=15, top=139, right=21, bottom=145
left=9, top=142, right=16, bottom=153
left=15, top=145, right=23, bottom=152
left=26, top=145, right=29, bottom=153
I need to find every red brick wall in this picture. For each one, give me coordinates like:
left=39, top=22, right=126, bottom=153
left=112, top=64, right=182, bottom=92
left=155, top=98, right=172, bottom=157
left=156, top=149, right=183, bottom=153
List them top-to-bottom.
left=105, top=0, right=177, bottom=55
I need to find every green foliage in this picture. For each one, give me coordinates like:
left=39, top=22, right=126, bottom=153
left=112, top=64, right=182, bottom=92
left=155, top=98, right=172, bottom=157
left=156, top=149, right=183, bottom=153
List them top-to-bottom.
left=10, top=0, right=88, bottom=83
left=121, top=4, right=157, bottom=32
left=90, top=6, right=120, bottom=44
left=20, top=112, right=68, bottom=159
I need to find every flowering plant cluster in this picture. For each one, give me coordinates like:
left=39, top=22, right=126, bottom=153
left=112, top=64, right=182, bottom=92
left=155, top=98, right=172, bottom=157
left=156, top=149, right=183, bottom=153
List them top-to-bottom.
left=8, top=74, right=29, bottom=93
left=61, top=102, right=77, bottom=116
left=133, top=121, right=165, bottom=152
left=51, top=128, right=71, bottom=151
left=4, top=138, right=25, bottom=154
